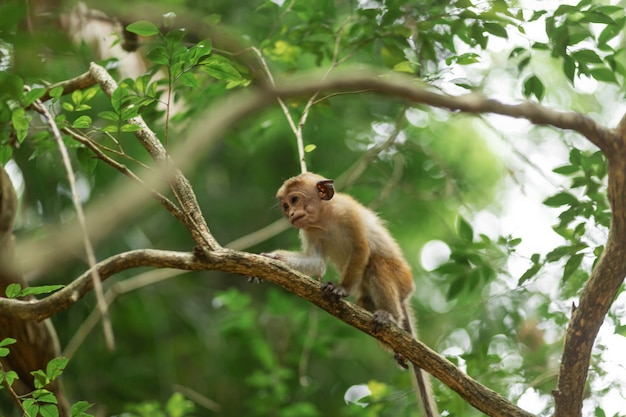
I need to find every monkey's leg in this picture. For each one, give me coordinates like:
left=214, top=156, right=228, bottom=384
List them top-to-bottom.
left=357, top=294, right=410, bottom=369
left=371, top=310, right=410, bottom=369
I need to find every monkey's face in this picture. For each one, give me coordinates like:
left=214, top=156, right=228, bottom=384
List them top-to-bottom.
left=279, top=191, right=320, bottom=229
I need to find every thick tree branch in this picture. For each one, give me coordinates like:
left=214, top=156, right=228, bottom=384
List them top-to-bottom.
left=15, top=68, right=622, bottom=417
left=267, top=71, right=614, bottom=154
left=554, top=146, right=626, bottom=416
left=0, top=248, right=533, bottom=417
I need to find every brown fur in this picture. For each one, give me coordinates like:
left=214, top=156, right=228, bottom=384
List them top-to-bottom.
left=268, top=172, right=439, bottom=417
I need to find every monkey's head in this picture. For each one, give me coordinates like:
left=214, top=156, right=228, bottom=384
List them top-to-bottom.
left=276, top=172, right=335, bottom=229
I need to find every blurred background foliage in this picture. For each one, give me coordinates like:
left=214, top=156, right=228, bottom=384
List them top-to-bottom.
left=1, top=0, right=625, bottom=416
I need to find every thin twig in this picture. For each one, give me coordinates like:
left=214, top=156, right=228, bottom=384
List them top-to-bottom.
left=250, top=47, right=306, bottom=172
left=30, top=96, right=115, bottom=351
left=62, top=127, right=186, bottom=223
left=63, top=269, right=185, bottom=359
left=298, top=308, right=319, bottom=387
left=0, top=362, right=27, bottom=415
left=173, top=384, right=221, bottom=412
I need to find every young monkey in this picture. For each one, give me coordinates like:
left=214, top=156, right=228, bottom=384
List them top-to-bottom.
left=264, top=172, right=439, bottom=417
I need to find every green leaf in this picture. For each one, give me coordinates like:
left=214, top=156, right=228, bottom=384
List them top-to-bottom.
left=579, top=10, right=614, bottom=25
left=126, top=20, right=159, bottom=36
left=483, top=22, right=508, bottom=38
left=598, top=22, right=622, bottom=46
left=147, top=46, right=169, bottom=65
left=571, top=49, right=603, bottom=64
left=202, top=57, right=242, bottom=81
left=590, top=67, right=618, bottom=84
left=178, top=72, right=198, bottom=89
left=522, top=75, right=544, bottom=100
left=49, top=86, right=64, bottom=101
left=24, top=87, right=46, bottom=106
left=83, top=87, right=98, bottom=101
left=71, top=89, right=83, bottom=105
left=75, top=104, right=92, bottom=112
left=11, top=107, right=31, bottom=143
left=98, top=111, right=119, bottom=122
left=72, top=115, right=92, bottom=128
left=120, top=123, right=142, bottom=132
left=304, top=144, right=317, bottom=153
left=0, top=145, right=12, bottom=165
left=552, top=165, right=579, bottom=175
left=543, top=192, right=579, bottom=207
left=457, top=216, right=473, bottom=243
left=546, top=245, right=574, bottom=262
left=563, top=253, right=584, bottom=282
left=517, top=263, right=541, bottom=287
left=447, top=276, right=466, bottom=299
left=5, top=283, right=21, bottom=298
left=18, top=284, right=64, bottom=297
left=0, top=338, right=17, bottom=357
left=0, top=338, right=17, bottom=348
left=46, top=357, right=68, bottom=381
left=31, top=369, right=49, bottom=389
left=2, top=370, right=18, bottom=386
left=34, top=389, right=58, bottom=404
left=165, top=392, right=194, bottom=417
left=23, top=398, right=39, bottom=417
left=70, top=401, right=94, bottom=417
left=39, top=404, right=59, bottom=417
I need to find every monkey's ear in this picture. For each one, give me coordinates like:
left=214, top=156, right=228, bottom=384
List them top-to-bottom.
left=316, top=179, right=335, bottom=200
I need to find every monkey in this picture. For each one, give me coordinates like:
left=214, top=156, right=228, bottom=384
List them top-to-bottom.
left=263, top=172, right=439, bottom=417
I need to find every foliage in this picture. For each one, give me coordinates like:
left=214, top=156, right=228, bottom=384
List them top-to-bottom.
left=0, top=0, right=625, bottom=416
left=0, top=338, right=93, bottom=417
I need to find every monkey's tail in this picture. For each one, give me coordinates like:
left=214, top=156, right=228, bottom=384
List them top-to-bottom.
left=401, top=304, right=440, bottom=417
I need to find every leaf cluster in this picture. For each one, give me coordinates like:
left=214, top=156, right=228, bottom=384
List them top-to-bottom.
left=0, top=339, right=93, bottom=417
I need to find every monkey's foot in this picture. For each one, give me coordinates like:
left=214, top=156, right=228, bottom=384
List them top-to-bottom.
left=247, top=276, right=263, bottom=284
left=322, top=281, right=348, bottom=301
left=372, top=310, right=395, bottom=332
left=393, top=352, right=409, bottom=369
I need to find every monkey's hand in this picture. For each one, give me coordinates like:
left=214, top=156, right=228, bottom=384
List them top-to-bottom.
left=247, top=253, right=283, bottom=284
left=322, top=281, right=348, bottom=301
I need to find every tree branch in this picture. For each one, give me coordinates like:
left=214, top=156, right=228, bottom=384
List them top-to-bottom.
left=88, top=63, right=220, bottom=253
left=14, top=68, right=623, bottom=417
left=37, top=70, right=96, bottom=103
left=268, top=71, right=614, bottom=153
left=61, top=127, right=186, bottom=224
left=554, top=147, right=626, bottom=417
left=0, top=248, right=534, bottom=417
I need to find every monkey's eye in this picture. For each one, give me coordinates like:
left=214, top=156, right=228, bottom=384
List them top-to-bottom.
left=290, top=196, right=299, bottom=205
left=282, top=203, right=289, bottom=212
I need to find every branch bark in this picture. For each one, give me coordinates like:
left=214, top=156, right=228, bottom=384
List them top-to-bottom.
left=88, top=63, right=220, bottom=253
left=15, top=67, right=623, bottom=416
left=553, top=133, right=626, bottom=416
left=0, top=165, right=70, bottom=416
left=0, top=248, right=534, bottom=417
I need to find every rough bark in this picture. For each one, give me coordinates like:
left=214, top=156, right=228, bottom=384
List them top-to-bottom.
left=5, top=67, right=626, bottom=416
left=0, top=165, right=70, bottom=416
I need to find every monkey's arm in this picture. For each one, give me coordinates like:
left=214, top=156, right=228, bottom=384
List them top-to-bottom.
left=324, top=219, right=371, bottom=299
left=264, top=249, right=326, bottom=279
